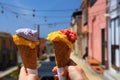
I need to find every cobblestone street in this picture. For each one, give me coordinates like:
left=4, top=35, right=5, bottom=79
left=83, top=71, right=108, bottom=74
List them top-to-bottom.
left=70, top=52, right=108, bottom=80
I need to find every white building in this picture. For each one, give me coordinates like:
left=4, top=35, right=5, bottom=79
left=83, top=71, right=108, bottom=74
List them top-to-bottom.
left=104, top=0, right=120, bottom=79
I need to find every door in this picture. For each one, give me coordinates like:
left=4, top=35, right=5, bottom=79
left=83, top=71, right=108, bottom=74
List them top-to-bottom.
left=101, top=29, right=105, bottom=66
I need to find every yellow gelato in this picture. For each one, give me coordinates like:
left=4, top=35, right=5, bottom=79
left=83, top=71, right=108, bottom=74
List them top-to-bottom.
left=47, top=31, right=73, bottom=50
left=13, top=35, right=39, bottom=49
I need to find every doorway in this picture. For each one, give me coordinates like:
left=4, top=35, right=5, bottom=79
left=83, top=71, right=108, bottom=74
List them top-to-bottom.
left=101, top=29, right=105, bottom=66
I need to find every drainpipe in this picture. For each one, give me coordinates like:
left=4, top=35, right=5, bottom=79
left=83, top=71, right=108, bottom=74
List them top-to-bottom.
left=106, top=0, right=110, bottom=69
left=106, top=0, right=109, bottom=69
left=37, top=24, right=40, bottom=58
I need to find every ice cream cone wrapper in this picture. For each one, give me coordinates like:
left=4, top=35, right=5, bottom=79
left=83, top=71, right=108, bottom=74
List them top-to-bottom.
left=17, top=45, right=38, bottom=69
left=57, top=67, right=66, bottom=80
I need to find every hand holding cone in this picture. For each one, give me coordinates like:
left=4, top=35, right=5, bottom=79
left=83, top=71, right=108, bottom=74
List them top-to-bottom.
left=47, top=29, right=77, bottom=80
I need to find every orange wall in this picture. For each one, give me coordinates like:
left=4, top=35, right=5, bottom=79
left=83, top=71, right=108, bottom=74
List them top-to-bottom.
left=88, top=0, right=107, bottom=62
left=39, top=38, right=47, bottom=57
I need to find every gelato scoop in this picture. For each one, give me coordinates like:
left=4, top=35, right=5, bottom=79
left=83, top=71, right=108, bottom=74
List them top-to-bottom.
left=16, top=28, right=38, bottom=41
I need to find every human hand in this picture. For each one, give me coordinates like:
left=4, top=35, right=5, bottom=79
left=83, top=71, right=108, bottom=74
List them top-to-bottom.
left=52, top=65, right=89, bottom=80
left=19, top=66, right=40, bottom=80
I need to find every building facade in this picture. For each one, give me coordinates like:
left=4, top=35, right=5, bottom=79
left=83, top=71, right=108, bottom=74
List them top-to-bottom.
left=80, top=0, right=120, bottom=79
left=81, top=0, right=89, bottom=59
left=88, top=0, right=108, bottom=68
left=107, top=0, right=120, bottom=73
left=70, top=11, right=82, bottom=58
left=0, top=32, right=17, bottom=71
left=39, top=38, right=47, bottom=58
left=46, top=40, right=54, bottom=53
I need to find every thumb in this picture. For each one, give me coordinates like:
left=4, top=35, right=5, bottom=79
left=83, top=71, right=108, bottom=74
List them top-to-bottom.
left=19, top=66, right=27, bottom=80
left=68, top=66, right=88, bottom=80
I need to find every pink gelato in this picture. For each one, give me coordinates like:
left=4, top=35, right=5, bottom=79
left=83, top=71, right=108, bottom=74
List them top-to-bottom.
left=16, top=28, right=38, bottom=41
left=60, top=29, right=77, bottom=43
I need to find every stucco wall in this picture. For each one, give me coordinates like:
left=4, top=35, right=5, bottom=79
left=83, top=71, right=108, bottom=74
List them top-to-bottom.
left=88, top=0, right=107, bottom=62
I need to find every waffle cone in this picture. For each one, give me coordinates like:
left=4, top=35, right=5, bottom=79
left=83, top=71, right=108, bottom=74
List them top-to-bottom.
left=53, top=41, right=71, bottom=68
left=17, top=45, right=38, bottom=69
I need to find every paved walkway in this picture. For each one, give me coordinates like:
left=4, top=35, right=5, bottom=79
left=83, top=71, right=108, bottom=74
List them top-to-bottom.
left=70, top=52, right=108, bottom=80
left=0, top=66, right=18, bottom=78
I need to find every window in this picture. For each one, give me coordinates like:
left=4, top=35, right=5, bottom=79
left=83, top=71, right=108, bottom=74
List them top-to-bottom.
left=90, top=0, right=97, bottom=7
left=111, top=17, right=120, bottom=69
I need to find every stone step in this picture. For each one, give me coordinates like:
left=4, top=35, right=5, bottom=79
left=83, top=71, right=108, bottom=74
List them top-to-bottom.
left=87, top=58, right=104, bottom=74
left=91, top=65, right=104, bottom=74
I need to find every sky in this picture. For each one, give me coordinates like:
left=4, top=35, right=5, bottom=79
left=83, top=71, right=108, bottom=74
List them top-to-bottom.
left=0, top=0, right=82, bottom=38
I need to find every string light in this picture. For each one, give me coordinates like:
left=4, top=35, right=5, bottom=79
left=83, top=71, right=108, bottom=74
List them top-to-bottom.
left=0, top=1, right=78, bottom=12
left=0, top=1, right=75, bottom=28
left=0, top=4, right=72, bottom=19
left=1, top=6, right=4, bottom=14
left=1, top=9, right=4, bottom=14
left=32, top=9, right=35, bottom=17
left=16, top=14, right=18, bottom=18
left=44, top=16, right=47, bottom=22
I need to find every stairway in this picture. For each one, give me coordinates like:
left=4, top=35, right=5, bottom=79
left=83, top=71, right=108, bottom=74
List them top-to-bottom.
left=87, top=58, right=104, bottom=74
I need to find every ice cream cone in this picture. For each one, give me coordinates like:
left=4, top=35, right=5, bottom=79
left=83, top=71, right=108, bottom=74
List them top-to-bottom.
left=47, top=29, right=77, bottom=80
left=53, top=41, right=71, bottom=68
left=18, top=45, right=38, bottom=69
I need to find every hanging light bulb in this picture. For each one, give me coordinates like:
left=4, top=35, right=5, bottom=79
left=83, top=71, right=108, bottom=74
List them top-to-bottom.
left=1, top=6, right=4, bottom=14
left=32, top=9, right=35, bottom=17
left=33, top=9, right=35, bottom=12
left=1, top=10, right=4, bottom=14
left=32, top=13, right=35, bottom=17
left=16, top=15, right=18, bottom=18
left=44, top=16, right=47, bottom=22
left=48, top=23, right=52, bottom=28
